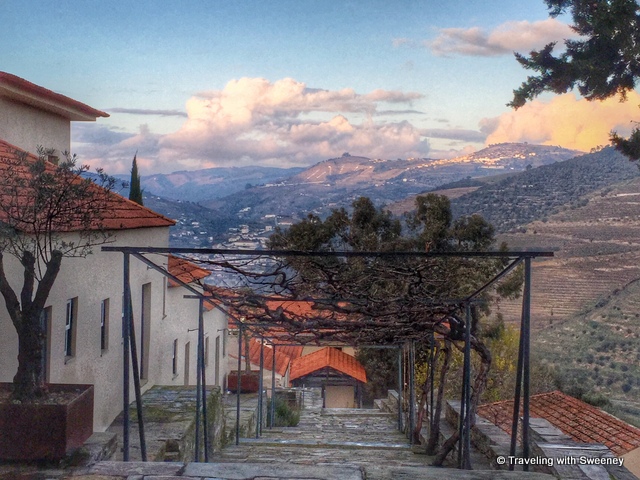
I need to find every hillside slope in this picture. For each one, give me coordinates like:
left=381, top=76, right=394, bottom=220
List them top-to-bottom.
left=206, top=143, right=580, bottom=222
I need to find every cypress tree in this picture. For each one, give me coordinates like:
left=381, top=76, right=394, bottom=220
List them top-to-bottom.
left=129, top=153, right=143, bottom=206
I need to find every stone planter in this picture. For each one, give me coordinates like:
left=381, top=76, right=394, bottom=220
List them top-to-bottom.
left=227, top=371, right=260, bottom=393
left=0, top=383, right=94, bottom=461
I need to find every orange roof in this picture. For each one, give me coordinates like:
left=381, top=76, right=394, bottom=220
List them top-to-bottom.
left=0, top=72, right=109, bottom=121
left=0, top=140, right=174, bottom=231
left=167, top=255, right=210, bottom=287
left=247, top=339, right=291, bottom=376
left=275, top=345, right=304, bottom=360
left=290, top=347, right=366, bottom=383
left=478, top=390, right=640, bottom=456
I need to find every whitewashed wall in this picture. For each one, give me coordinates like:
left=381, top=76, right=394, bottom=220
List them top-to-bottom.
left=0, top=97, right=70, bottom=156
left=0, top=227, right=170, bottom=431
left=158, top=287, right=229, bottom=390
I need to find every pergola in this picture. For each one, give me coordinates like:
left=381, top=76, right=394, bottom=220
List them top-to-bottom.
left=103, top=246, right=552, bottom=470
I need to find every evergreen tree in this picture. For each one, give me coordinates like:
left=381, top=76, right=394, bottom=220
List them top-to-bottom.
left=510, top=0, right=640, bottom=159
left=129, top=153, right=143, bottom=206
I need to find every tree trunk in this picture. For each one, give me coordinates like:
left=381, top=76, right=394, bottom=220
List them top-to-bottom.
left=0, top=251, right=62, bottom=401
left=13, top=312, right=47, bottom=399
left=431, top=337, right=492, bottom=466
left=425, top=340, right=451, bottom=455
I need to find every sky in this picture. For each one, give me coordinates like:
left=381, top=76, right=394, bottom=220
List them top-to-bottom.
left=2, top=0, right=638, bottom=175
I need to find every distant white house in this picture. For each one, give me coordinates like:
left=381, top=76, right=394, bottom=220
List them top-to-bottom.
left=0, top=72, right=228, bottom=431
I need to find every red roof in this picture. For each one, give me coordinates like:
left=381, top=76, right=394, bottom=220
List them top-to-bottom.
left=0, top=72, right=109, bottom=121
left=0, top=140, right=175, bottom=231
left=167, top=255, right=210, bottom=287
left=247, top=339, right=292, bottom=376
left=290, top=347, right=367, bottom=383
left=478, top=390, right=640, bottom=456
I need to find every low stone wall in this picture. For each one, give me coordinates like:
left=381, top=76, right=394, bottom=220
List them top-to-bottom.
left=107, top=385, right=225, bottom=462
left=222, top=390, right=267, bottom=445
left=446, top=401, right=638, bottom=479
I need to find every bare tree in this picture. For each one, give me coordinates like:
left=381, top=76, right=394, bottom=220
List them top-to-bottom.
left=0, top=147, right=118, bottom=400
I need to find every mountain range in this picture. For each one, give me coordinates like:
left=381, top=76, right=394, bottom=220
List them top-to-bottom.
left=202, top=143, right=581, bottom=222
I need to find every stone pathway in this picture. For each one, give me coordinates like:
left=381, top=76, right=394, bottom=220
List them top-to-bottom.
left=216, top=387, right=442, bottom=469
left=0, top=388, right=556, bottom=480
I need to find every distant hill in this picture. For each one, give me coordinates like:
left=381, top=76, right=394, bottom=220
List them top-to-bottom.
left=205, top=143, right=580, bottom=223
left=449, top=147, right=639, bottom=232
left=139, top=166, right=305, bottom=203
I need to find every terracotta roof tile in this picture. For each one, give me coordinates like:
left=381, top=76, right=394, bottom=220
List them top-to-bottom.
left=0, top=72, right=109, bottom=120
left=0, top=140, right=174, bottom=231
left=167, top=255, right=210, bottom=287
left=247, top=339, right=292, bottom=376
left=290, top=347, right=367, bottom=383
left=478, top=390, right=640, bottom=456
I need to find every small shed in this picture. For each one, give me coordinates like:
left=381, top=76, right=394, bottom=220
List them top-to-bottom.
left=289, top=347, right=367, bottom=408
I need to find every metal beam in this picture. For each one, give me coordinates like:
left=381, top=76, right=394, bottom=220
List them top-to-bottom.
left=103, top=246, right=554, bottom=259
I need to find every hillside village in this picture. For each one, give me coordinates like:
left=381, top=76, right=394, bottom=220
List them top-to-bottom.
left=3, top=72, right=640, bottom=480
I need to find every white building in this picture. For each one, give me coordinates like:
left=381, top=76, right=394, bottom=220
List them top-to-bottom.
left=0, top=72, right=228, bottom=431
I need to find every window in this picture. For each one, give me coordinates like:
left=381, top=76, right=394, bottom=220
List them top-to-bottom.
left=162, top=277, right=167, bottom=318
left=64, top=298, right=77, bottom=358
left=100, top=299, right=109, bottom=352
left=222, top=328, right=226, bottom=357
left=215, top=335, right=221, bottom=387
left=205, top=336, right=210, bottom=367
left=172, top=339, right=178, bottom=376
left=184, top=342, right=190, bottom=386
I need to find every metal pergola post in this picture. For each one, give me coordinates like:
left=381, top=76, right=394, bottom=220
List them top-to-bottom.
left=122, top=253, right=131, bottom=461
left=510, top=256, right=532, bottom=470
left=194, top=297, right=208, bottom=461
left=199, top=298, right=210, bottom=461
left=127, top=301, right=146, bottom=461
left=461, top=303, right=473, bottom=469
left=236, top=324, right=243, bottom=446
left=429, top=331, right=435, bottom=432
left=257, top=338, right=264, bottom=438
left=409, top=341, right=416, bottom=445
left=270, top=344, right=276, bottom=428
left=397, top=346, right=403, bottom=432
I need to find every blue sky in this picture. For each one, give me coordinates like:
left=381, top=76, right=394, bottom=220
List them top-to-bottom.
left=3, top=1, right=635, bottom=174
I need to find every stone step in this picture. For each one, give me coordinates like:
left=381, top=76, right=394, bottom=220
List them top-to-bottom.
left=238, top=437, right=412, bottom=450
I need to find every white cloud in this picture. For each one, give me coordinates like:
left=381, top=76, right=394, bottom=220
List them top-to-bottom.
left=427, top=19, right=578, bottom=57
left=73, top=78, right=429, bottom=174
left=483, top=92, right=640, bottom=151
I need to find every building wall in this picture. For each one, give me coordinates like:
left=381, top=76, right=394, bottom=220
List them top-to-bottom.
left=0, top=97, right=70, bottom=155
left=0, top=227, right=171, bottom=431
left=157, top=288, right=228, bottom=390
left=325, top=385, right=355, bottom=408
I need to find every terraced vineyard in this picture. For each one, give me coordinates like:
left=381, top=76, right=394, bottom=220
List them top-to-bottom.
left=494, top=177, right=640, bottom=325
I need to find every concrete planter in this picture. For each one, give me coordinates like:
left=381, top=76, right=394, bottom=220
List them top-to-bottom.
left=227, top=371, right=260, bottom=393
left=0, top=383, right=94, bottom=461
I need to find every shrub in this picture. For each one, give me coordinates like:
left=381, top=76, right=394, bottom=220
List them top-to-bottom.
left=267, top=396, right=300, bottom=427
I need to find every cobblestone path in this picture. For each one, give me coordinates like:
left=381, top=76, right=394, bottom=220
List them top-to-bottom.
left=214, top=388, right=443, bottom=469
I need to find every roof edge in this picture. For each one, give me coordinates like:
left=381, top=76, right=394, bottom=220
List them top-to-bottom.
left=0, top=72, right=109, bottom=121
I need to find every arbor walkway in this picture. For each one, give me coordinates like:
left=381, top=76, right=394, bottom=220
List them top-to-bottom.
left=3, top=388, right=555, bottom=480
left=205, top=388, right=552, bottom=480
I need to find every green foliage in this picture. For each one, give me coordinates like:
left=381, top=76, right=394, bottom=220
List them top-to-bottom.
left=511, top=0, right=640, bottom=159
left=129, top=153, right=143, bottom=206
left=271, top=195, right=520, bottom=401
left=356, top=347, right=398, bottom=405
left=267, top=396, right=300, bottom=427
